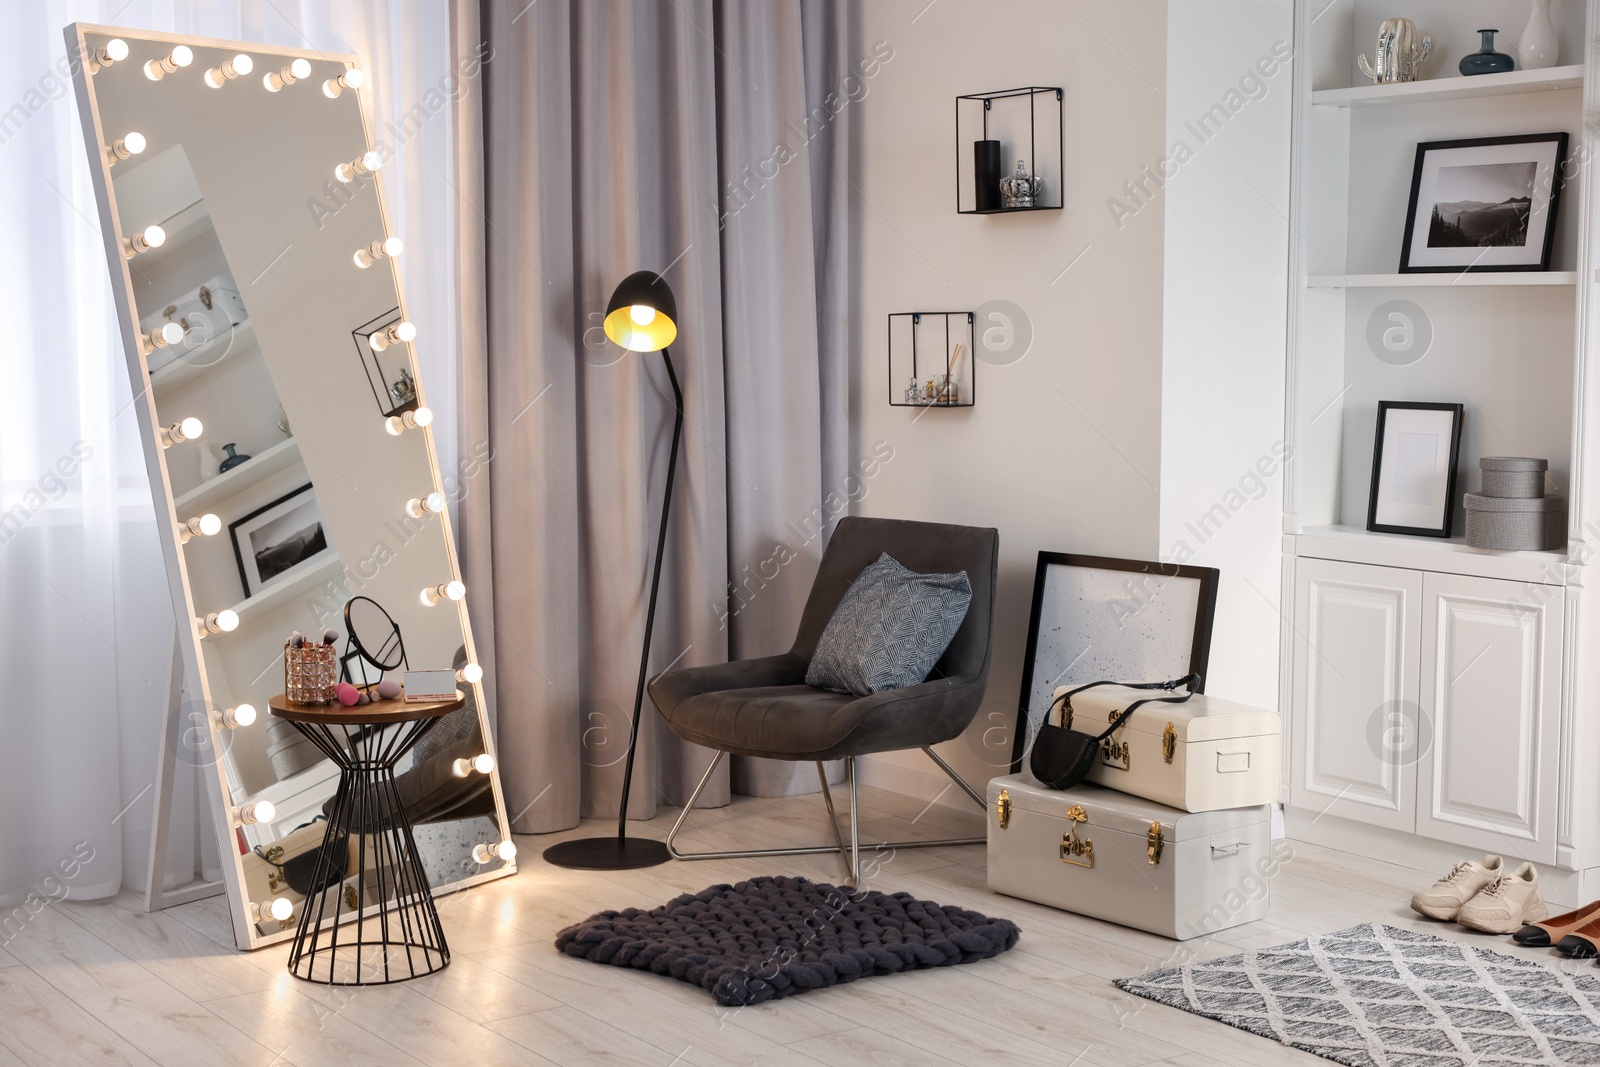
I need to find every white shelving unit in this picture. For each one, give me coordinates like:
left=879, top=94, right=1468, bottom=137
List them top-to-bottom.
left=1281, top=0, right=1600, bottom=896
left=1310, top=64, right=1585, bottom=107
left=1306, top=271, right=1578, bottom=287
left=149, top=318, right=256, bottom=396
left=173, top=435, right=301, bottom=514
left=225, top=551, right=343, bottom=626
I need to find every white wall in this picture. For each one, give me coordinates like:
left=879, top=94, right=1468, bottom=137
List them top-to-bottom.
left=849, top=0, right=1294, bottom=805
left=849, top=1, right=1171, bottom=798
left=1158, top=2, right=1293, bottom=710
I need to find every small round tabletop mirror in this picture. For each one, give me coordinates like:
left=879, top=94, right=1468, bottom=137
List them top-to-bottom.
left=344, top=596, right=406, bottom=685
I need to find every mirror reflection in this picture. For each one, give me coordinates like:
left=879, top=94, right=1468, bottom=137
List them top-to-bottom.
left=79, top=29, right=512, bottom=945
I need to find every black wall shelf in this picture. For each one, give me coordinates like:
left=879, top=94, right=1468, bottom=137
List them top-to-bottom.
left=956, top=86, right=1064, bottom=215
left=888, top=311, right=976, bottom=408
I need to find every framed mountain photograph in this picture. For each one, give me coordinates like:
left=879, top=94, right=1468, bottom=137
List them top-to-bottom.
left=1400, top=133, right=1567, bottom=273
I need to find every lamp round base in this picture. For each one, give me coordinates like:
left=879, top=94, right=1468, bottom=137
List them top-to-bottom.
left=542, top=836, right=672, bottom=870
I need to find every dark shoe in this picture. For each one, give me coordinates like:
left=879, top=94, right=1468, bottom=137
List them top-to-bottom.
left=1513, top=899, right=1600, bottom=946
left=1557, top=923, right=1600, bottom=958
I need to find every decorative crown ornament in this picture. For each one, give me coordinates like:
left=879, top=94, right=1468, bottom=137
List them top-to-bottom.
left=1357, top=18, right=1433, bottom=84
left=998, top=159, right=1044, bottom=209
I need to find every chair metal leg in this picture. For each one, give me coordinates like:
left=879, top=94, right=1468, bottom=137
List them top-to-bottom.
left=922, top=746, right=987, bottom=808
left=664, top=747, right=987, bottom=876
left=847, top=757, right=861, bottom=884
left=816, top=762, right=852, bottom=882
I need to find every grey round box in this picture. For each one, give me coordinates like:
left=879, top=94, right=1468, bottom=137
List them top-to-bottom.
left=1479, top=456, right=1547, bottom=499
left=1464, top=492, right=1564, bottom=551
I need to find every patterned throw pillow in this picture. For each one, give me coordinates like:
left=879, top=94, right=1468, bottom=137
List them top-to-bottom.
left=805, top=553, right=972, bottom=697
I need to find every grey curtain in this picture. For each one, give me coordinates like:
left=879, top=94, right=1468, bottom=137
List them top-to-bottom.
left=454, top=0, right=851, bottom=833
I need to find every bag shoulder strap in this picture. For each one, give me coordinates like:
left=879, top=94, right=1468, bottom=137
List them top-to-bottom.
left=1046, top=673, right=1201, bottom=741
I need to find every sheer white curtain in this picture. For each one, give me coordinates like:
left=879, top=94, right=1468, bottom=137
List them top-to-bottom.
left=0, top=0, right=457, bottom=907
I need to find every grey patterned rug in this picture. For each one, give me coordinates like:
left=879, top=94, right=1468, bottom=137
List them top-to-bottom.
left=1116, top=923, right=1600, bottom=1066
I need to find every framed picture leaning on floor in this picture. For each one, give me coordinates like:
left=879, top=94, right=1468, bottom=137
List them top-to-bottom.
left=1010, top=553, right=1219, bottom=774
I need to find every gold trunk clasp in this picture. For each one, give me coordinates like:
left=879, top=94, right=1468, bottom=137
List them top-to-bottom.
left=1100, top=710, right=1130, bottom=771
left=1162, top=722, right=1177, bottom=764
left=996, top=789, right=1012, bottom=830
left=1061, top=804, right=1094, bottom=867
left=1147, top=821, right=1165, bottom=865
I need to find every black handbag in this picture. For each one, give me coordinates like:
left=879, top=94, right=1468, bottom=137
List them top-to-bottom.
left=1029, top=674, right=1200, bottom=790
left=254, top=821, right=349, bottom=897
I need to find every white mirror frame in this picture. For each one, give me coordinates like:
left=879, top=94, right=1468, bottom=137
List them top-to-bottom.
left=65, top=22, right=516, bottom=950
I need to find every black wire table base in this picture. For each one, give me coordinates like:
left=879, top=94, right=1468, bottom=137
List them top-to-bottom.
left=284, top=716, right=449, bottom=985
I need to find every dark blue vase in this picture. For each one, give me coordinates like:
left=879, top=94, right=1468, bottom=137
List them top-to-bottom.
left=1460, top=29, right=1515, bottom=76
left=218, top=443, right=251, bottom=472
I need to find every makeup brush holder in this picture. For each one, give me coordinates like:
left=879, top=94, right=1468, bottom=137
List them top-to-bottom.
left=285, top=642, right=338, bottom=704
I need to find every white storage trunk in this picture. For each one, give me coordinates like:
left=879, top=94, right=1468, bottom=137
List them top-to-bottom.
left=138, top=276, right=248, bottom=373
left=1053, top=685, right=1281, bottom=812
left=987, top=775, right=1271, bottom=940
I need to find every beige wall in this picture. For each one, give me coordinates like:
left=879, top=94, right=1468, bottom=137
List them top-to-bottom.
left=848, top=1, right=1172, bottom=796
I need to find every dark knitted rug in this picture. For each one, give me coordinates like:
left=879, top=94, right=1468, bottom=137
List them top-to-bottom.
left=553, top=875, right=1020, bottom=1006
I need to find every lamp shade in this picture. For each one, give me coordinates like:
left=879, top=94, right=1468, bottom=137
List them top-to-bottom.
left=603, top=271, right=678, bottom=353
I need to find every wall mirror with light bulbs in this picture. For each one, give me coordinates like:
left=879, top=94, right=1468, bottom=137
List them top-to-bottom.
left=66, top=24, right=515, bottom=949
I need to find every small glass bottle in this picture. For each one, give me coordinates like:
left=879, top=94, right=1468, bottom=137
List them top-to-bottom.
left=904, top=376, right=921, bottom=404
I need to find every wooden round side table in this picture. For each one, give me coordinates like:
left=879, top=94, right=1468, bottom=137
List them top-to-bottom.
left=269, top=691, right=465, bottom=985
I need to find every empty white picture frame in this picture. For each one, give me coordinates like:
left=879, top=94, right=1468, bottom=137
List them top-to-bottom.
left=1366, top=401, right=1464, bottom=538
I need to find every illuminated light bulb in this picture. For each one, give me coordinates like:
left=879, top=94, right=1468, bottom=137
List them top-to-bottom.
left=89, top=38, right=129, bottom=73
left=143, top=44, right=193, bottom=81
left=203, top=53, right=253, bottom=87
left=263, top=57, right=312, bottom=91
left=322, top=67, right=365, bottom=97
left=105, top=131, right=147, bottom=166
left=334, top=149, right=383, bottom=183
left=123, top=224, right=166, bottom=258
left=353, top=236, right=402, bottom=268
left=629, top=305, right=657, bottom=327
left=369, top=311, right=417, bottom=344
left=368, top=320, right=414, bottom=352
left=145, top=321, right=185, bottom=353
left=384, top=405, right=432, bottom=436
left=158, top=416, right=203, bottom=448
left=405, top=491, right=448, bottom=519
left=178, top=513, right=222, bottom=543
left=421, top=580, right=466, bottom=607
left=198, top=610, right=239, bottom=636
left=457, top=662, right=484, bottom=685
left=219, top=703, right=257, bottom=729
left=452, top=753, right=495, bottom=778
left=234, top=799, right=275, bottom=826
left=473, top=839, right=517, bottom=865
left=249, top=897, right=294, bottom=923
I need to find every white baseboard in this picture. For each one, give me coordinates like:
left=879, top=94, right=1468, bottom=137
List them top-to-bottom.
left=854, top=754, right=980, bottom=814
left=1285, top=805, right=1600, bottom=907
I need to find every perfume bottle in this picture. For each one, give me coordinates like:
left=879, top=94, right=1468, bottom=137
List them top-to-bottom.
left=904, top=376, right=921, bottom=404
left=924, top=377, right=935, bottom=402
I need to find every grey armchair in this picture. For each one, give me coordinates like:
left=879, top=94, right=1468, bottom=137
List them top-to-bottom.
left=648, top=516, right=998, bottom=883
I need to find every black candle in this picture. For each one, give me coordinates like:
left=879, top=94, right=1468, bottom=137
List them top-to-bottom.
left=974, top=140, right=1002, bottom=212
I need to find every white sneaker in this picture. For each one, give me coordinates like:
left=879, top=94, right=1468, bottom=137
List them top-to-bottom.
left=1411, top=855, right=1503, bottom=920
left=1459, top=862, right=1548, bottom=934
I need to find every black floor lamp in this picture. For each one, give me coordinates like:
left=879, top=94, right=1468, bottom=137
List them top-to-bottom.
left=543, top=270, right=681, bottom=870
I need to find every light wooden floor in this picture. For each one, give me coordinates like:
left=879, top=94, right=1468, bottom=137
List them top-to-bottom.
left=2, top=785, right=1591, bottom=1066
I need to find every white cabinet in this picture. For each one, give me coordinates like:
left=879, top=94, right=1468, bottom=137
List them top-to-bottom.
left=1290, top=558, right=1421, bottom=832
left=1289, top=559, right=1563, bottom=862
left=1416, top=572, right=1563, bottom=864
